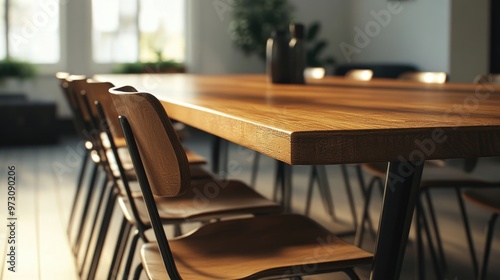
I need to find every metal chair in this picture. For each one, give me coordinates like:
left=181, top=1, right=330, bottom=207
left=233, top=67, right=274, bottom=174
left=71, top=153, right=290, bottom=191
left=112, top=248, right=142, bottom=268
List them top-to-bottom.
left=112, top=86, right=373, bottom=279
left=464, top=188, right=500, bottom=280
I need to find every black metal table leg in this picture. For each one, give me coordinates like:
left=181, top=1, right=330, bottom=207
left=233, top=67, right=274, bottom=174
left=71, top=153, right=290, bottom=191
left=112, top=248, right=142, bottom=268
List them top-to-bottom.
left=370, top=161, right=424, bottom=280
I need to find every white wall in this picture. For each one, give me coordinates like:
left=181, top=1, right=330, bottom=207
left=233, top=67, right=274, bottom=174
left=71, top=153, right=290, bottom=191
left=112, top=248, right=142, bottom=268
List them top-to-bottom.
left=185, top=0, right=263, bottom=74
left=186, top=0, right=349, bottom=74
left=344, top=0, right=450, bottom=72
left=449, top=0, right=489, bottom=82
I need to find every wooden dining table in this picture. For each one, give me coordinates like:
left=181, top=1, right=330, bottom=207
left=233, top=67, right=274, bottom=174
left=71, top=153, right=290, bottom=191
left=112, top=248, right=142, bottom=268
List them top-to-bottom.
left=95, top=73, right=500, bottom=280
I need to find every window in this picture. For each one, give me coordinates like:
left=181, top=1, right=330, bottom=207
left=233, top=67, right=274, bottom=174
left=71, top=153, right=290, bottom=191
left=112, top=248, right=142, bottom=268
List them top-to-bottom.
left=1, top=0, right=60, bottom=63
left=92, top=0, right=185, bottom=64
left=0, top=3, right=6, bottom=59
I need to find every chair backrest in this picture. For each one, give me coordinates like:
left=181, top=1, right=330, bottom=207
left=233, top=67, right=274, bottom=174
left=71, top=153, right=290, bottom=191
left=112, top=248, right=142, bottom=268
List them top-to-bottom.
left=345, top=69, right=373, bottom=81
left=398, top=71, right=449, bottom=84
left=473, top=74, right=500, bottom=84
left=62, top=75, right=94, bottom=138
left=67, top=75, right=94, bottom=123
left=81, top=80, right=125, bottom=140
left=110, top=86, right=190, bottom=197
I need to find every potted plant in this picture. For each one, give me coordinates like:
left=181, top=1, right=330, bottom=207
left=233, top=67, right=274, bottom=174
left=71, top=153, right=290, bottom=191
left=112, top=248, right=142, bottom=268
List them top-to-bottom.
left=113, top=47, right=185, bottom=74
left=0, top=59, right=37, bottom=83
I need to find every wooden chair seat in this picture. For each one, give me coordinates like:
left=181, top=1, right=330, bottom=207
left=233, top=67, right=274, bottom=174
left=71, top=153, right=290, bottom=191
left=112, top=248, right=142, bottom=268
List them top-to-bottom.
left=183, top=149, right=207, bottom=165
left=118, top=179, right=282, bottom=225
left=464, top=188, right=500, bottom=215
left=141, top=214, right=373, bottom=280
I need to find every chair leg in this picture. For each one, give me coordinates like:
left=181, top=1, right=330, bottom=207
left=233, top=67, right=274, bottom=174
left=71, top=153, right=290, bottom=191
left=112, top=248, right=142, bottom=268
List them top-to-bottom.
left=211, top=136, right=221, bottom=174
left=219, top=139, right=229, bottom=179
left=67, top=149, right=91, bottom=235
left=250, top=151, right=260, bottom=188
left=69, top=161, right=98, bottom=243
left=273, top=161, right=285, bottom=202
left=272, top=162, right=292, bottom=212
left=283, top=164, right=293, bottom=213
left=340, top=164, right=358, bottom=230
left=315, top=165, right=336, bottom=220
left=354, top=165, right=376, bottom=239
left=73, top=166, right=103, bottom=255
left=304, top=166, right=317, bottom=216
left=354, top=176, right=380, bottom=247
left=354, top=177, right=374, bottom=247
left=81, top=179, right=115, bottom=272
left=87, top=188, right=119, bottom=280
left=423, top=188, right=448, bottom=275
left=455, top=188, right=478, bottom=277
left=418, top=198, right=444, bottom=280
left=415, top=199, right=425, bottom=280
left=478, top=213, right=498, bottom=280
left=108, top=217, right=132, bottom=280
left=173, top=224, right=182, bottom=237
left=123, top=229, right=141, bottom=279
left=133, top=263, right=144, bottom=280
left=343, top=268, right=361, bottom=280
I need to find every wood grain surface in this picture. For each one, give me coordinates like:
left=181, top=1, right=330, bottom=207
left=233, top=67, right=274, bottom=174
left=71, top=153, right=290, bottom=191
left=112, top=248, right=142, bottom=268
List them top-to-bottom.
left=95, top=74, right=500, bottom=165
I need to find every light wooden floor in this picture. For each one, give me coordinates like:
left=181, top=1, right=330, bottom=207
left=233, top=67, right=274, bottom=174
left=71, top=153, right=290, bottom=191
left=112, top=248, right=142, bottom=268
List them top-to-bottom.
left=1, top=131, right=500, bottom=279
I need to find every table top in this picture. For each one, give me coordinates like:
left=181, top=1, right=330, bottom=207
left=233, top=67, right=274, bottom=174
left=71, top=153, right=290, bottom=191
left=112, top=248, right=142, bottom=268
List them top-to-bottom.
left=95, top=74, right=500, bottom=165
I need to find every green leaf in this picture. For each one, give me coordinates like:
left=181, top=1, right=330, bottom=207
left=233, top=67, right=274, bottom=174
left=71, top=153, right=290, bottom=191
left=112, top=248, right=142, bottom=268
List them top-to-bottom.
left=307, top=22, right=320, bottom=41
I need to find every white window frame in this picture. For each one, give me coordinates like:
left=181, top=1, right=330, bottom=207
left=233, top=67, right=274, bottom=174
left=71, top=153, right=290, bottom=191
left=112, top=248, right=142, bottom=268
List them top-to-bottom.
left=1, top=0, right=66, bottom=76
left=89, top=0, right=187, bottom=74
